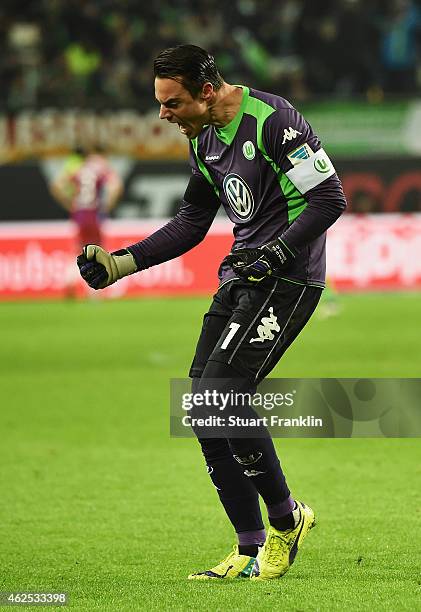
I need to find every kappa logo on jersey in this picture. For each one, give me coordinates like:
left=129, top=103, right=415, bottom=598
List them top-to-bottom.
left=282, top=126, right=302, bottom=145
left=287, top=143, right=313, bottom=166
left=205, top=154, right=220, bottom=161
left=223, top=173, right=254, bottom=220
left=250, top=307, right=280, bottom=343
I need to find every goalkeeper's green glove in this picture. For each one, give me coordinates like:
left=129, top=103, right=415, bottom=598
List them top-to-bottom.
left=77, top=245, right=137, bottom=289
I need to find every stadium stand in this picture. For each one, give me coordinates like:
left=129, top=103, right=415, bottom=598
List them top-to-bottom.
left=1, top=0, right=420, bottom=111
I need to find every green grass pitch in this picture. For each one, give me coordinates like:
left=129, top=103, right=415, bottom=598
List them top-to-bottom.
left=0, top=293, right=420, bottom=611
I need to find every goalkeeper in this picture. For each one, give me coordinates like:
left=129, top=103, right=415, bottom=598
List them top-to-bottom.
left=78, top=45, right=346, bottom=581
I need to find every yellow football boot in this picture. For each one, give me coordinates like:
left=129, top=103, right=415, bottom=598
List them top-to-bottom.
left=251, top=501, right=316, bottom=580
left=188, top=545, right=256, bottom=579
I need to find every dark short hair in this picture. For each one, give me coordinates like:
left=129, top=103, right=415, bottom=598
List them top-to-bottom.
left=154, top=44, right=223, bottom=97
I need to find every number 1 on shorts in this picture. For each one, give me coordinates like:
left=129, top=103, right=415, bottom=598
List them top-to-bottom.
left=220, top=322, right=241, bottom=350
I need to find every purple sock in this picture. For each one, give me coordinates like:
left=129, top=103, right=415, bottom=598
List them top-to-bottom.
left=266, top=494, right=295, bottom=519
left=237, top=529, right=266, bottom=547
left=237, top=529, right=266, bottom=558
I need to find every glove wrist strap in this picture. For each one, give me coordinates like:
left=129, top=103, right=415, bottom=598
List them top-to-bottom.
left=113, top=250, right=138, bottom=278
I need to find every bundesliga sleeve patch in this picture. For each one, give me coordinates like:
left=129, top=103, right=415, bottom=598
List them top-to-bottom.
left=287, top=143, right=313, bottom=166
left=285, top=148, right=336, bottom=193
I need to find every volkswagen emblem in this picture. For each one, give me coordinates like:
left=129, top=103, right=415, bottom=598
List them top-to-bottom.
left=223, top=173, right=254, bottom=220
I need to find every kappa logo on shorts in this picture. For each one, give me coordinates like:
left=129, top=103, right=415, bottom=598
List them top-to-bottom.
left=250, top=307, right=280, bottom=343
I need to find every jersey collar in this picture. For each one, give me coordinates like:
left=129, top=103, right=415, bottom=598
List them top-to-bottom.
left=213, top=86, right=249, bottom=146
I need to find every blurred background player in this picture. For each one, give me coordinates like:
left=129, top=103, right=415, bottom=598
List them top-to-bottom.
left=50, top=147, right=123, bottom=297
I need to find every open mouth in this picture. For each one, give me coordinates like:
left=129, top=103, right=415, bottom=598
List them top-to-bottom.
left=177, top=123, right=188, bottom=135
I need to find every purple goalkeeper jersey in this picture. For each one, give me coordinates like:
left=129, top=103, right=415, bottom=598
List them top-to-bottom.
left=129, top=86, right=346, bottom=287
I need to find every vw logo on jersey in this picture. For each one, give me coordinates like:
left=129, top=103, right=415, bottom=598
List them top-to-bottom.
left=223, top=173, right=254, bottom=220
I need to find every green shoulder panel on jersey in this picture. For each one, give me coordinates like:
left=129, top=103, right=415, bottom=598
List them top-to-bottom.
left=245, top=93, right=308, bottom=224
left=191, top=137, right=220, bottom=197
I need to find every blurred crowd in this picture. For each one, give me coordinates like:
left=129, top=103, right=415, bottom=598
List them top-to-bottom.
left=1, top=0, right=421, bottom=111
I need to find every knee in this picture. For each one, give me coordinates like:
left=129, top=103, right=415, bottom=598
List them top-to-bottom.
left=195, top=361, right=256, bottom=398
left=197, top=437, right=231, bottom=464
